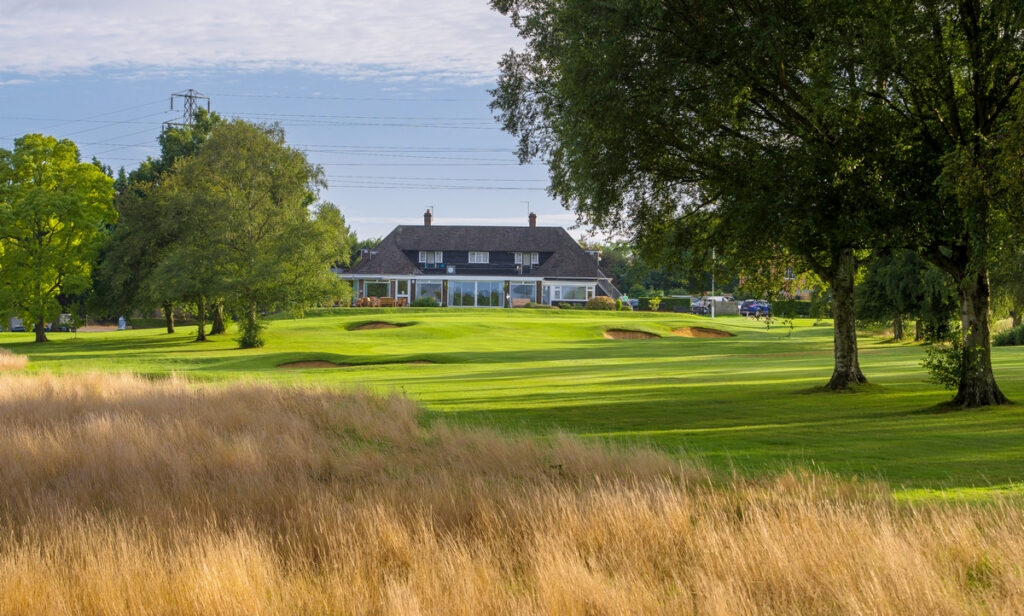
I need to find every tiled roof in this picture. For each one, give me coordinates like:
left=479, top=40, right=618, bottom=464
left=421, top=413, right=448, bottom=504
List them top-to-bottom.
left=349, top=224, right=620, bottom=296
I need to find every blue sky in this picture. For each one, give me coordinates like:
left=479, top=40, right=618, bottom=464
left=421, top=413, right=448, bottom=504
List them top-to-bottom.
left=0, top=0, right=580, bottom=240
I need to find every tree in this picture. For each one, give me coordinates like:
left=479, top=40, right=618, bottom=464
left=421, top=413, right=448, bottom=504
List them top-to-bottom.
left=491, top=0, right=895, bottom=389
left=856, top=0, right=1024, bottom=405
left=91, top=109, right=225, bottom=334
left=159, top=120, right=345, bottom=348
left=0, top=135, right=115, bottom=342
left=857, top=250, right=958, bottom=342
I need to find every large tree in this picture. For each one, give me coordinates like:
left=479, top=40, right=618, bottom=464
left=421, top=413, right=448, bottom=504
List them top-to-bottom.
left=491, top=0, right=894, bottom=389
left=857, top=0, right=1024, bottom=405
left=92, top=109, right=225, bottom=334
left=158, top=120, right=346, bottom=348
left=0, top=135, right=115, bottom=342
left=857, top=250, right=958, bottom=341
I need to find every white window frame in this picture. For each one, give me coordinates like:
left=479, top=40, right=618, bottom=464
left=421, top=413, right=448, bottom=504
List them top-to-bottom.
left=419, top=251, right=444, bottom=265
left=468, top=251, right=489, bottom=264
left=514, top=252, right=523, bottom=265
left=530, top=252, right=539, bottom=265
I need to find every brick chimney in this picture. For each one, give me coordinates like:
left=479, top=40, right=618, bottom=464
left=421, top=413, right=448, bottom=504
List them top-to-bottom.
left=424, top=209, right=432, bottom=226
left=528, top=212, right=537, bottom=227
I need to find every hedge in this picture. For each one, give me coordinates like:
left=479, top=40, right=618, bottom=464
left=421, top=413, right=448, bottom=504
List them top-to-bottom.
left=637, top=297, right=691, bottom=312
left=772, top=300, right=814, bottom=317
left=995, top=324, right=1024, bottom=346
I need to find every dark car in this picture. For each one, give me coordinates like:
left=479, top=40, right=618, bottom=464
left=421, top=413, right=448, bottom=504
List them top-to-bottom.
left=740, top=300, right=772, bottom=317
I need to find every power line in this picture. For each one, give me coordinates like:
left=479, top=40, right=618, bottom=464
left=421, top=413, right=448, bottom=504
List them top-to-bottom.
left=206, top=91, right=478, bottom=102
left=34, top=98, right=168, bottom=131
left=64, top=110, right=172, bottom=137
left=224, top=111, right=492, bottom=122
left=328, top=175, right=545, bottom=182
left=329, top=185, right=547, bottom=191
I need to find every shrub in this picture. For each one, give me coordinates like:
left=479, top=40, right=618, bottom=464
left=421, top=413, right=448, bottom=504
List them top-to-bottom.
left=584, top=296, right=617, bottom=311
left=411, top=297, right=440, bottom=308
left=637, top=297, right=692, bottom=312
left=615, top=298, right=623, bottom=311
left=773, top=300, right=814, bottom=318
left=525, top=302, right=558, bottom=309
left=558, top=302, right=580, bottom=310
left=618, top=303, right=633, bottom=312
left=994, top=324, right=1024, bottom=346
left=922, top=334, right=967, bottom=390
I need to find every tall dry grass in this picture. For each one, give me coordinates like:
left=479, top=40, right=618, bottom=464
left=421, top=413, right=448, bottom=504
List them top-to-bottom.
left=0, top=348, right=27, bottom=371
left=0, top=372, right=1021, bottom=614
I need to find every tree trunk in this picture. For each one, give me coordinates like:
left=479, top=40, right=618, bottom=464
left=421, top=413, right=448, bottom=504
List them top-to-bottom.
left=826, top=248, right=866, bottom=390
left=953, top=268, right=1009, bottom=406
left=194, top=296, right=207, bottom=342
left=163, top=301, right=175, bottom=334
left=210, top=303, right=226, bottom=335
left=1012, top=307, right=1021, bottom=329
left=892, top=315, right=904, bottom=341
left=34, top=318, right=48, bottom=343
left=915, top=319, right=924, bottom=341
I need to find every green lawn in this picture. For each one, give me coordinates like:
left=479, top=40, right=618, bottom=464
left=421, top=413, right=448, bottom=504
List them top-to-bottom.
left=4, top=308, right=1024, bottom=495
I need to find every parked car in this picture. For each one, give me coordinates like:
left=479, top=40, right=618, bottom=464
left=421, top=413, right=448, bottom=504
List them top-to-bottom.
left=627, top=298, right=639, bottom=309
left=740, top=299, right=772, bottom=317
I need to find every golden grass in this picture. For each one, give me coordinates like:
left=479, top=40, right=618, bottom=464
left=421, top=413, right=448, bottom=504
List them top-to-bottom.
left=0, top=348, right=27, bottom=371
left=0, top=372, right=1023, bottom=614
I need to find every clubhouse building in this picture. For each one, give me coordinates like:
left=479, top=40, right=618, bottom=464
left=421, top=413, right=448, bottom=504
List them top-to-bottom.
left=338, top=211, right=620, bottom=307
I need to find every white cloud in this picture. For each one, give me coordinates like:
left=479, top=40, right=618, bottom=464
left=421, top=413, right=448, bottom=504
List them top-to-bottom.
left=0, top=0, right=519, bottom=82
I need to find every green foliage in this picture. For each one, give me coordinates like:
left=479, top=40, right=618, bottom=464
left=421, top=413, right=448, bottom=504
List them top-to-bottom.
left=91, top=110, right=226, bottom=320
left=155, top=120, right=343, bottom=348
left=0, top=134, right=116, bottom=340
left=856, top=251, right=957, bottom=340
left=584, top=296, right=616, bottom=311
left=638, top=296, right=691, bottom=312
left=411, top=297, right=440, bottom=308
left=615, top=297, right=622, bottom=311
left=773, top=301, right=814, bottom=318
left=524, top=302, right=558, bottom=309
left=618, top=303, right=633, bottom=312
left=237, top=314, right=266, bottom=349
left=994, top=325, right=1024, bottom=347
left=922, top=336, right=968, bottom=392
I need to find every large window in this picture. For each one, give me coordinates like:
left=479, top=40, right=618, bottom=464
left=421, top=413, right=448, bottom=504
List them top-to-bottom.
left=418, top=251, right=444, bottom=265
left=468, top=251, right=489, bottom=264
left=514, top=252, right=540, bottom=265
left=448, top=280, right=504, bottom=307
left=364, top=281, right=389, bottom=297
left=449, top=281, right=476, bottom=307
left=476, top=281, right=503, bottom=306
left=417, top=282, right=443, bottom=303
left=509, top=283, right=535, bottom=305
left=542, top=284, right=593, bottom=304
left=561, top=285, right=589, bottom=301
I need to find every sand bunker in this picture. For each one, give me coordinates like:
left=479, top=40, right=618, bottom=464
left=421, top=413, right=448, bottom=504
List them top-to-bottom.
left=347, top=321, right=412, bottom=331
left=672, top=327, right=734, bottom=338
left=604, top=329, right=660, bottom=340
left=278, top=360, right=435, bottom=369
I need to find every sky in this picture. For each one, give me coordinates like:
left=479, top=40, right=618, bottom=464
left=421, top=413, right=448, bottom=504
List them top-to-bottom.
left=0, top=0, right=582, bottom=240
